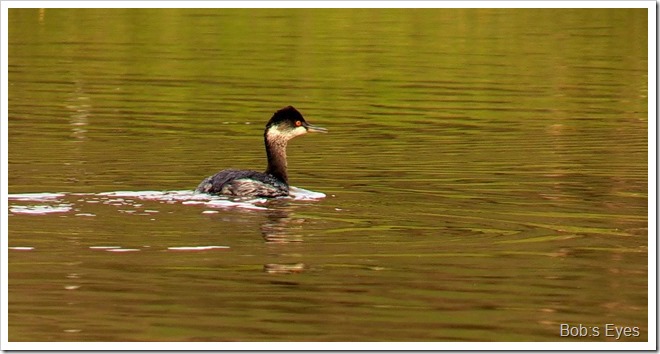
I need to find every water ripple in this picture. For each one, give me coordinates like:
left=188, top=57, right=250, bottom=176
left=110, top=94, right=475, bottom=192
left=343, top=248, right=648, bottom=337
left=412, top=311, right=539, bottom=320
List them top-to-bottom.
left=8, top=187, right=325, bottom=216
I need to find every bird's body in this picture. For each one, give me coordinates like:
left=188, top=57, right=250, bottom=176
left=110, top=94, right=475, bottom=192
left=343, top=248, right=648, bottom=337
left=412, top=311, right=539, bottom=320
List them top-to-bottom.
left=196, top=106, right=326, bottom=198
left=196, top=169, right=289, bottom=197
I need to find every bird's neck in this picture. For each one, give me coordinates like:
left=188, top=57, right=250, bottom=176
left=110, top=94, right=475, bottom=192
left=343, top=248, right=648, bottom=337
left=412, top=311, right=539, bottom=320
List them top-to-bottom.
left=264, top=136, right=288, bottom=185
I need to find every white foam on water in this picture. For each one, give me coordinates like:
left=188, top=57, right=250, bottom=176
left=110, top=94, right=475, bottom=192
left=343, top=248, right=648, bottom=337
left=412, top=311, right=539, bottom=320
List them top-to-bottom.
left=289, top=186, right=326, bottom=200
left=8, top=187, right=326, bottom=217
left=99, top=190, right=211, bottom=202
left=101, top=190, right=272, bottom=211
left=98, top=191, right=165, bottom=198
left=8, top=192, right=66, bottom=201
left=9, top=192, right=73, bottom=215
left=205, top=198, right=268, bottom=211
left=182, top=201, right=207, bottom=205
left=9, top=204, right=72, bottom=215
left=167, top=246, right=230, bottom=251
left=9, top=247, right=35, bottom=251
left=105, top=248, right=141, bottom=253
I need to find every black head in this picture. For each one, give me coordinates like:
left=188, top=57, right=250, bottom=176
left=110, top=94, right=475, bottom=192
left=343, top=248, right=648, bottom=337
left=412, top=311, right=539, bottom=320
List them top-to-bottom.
left=264, top=106, right=327, bottom=142
left=266, top=106, right=306, bottom=130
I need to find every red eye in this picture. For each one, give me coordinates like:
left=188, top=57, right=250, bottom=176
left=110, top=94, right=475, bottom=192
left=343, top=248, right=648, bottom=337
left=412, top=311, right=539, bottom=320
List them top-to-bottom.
left=295, top=121, right=302, bottom=127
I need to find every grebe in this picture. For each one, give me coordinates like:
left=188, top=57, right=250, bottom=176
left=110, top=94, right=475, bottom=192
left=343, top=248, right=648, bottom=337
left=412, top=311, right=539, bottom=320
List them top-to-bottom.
left=196, top=106, right=327, bottom=197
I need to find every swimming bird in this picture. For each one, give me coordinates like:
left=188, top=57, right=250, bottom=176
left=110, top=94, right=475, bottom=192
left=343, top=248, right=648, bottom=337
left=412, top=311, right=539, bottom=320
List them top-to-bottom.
left=196, top=106, right=327, bottom=197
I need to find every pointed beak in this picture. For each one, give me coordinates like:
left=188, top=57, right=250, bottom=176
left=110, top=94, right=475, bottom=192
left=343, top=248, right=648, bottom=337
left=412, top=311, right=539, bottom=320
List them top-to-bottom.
left=303, top=122, right=328, bottom=133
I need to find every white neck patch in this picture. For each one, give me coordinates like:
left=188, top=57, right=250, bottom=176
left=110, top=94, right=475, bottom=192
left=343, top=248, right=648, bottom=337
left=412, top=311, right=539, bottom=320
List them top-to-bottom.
left=266, top=124, right=307, bottom=144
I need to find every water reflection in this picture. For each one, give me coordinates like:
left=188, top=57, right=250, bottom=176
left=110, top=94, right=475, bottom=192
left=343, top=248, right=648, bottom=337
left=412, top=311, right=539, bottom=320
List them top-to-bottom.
left=66, top=80, right=91, bottom=141
left=8, top=190, right=320, bottom=275
left=260, top=204, right=309, bottom=273
left=260, top=206, right=305, bottom=243
left=263, top=263, right=306, bottom=274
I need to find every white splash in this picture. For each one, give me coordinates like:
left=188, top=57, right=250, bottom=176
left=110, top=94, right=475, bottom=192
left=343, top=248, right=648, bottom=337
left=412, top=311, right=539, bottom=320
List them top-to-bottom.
left=289, top=186, right=326, bottom=200
left=8, top=187, right=326, bottom=216
left=98, top=190, right=210, bottom=202
left=8, top=192, right=66, bottom=201
left=8, top=192, right=71, bottom=215
left=205, top=198, right=268, bottom=211
left=9, top=204, right=72, bottom=215
left=167, top=246, right=230, bottom=251
left=105, top=248, right=141, bottom=253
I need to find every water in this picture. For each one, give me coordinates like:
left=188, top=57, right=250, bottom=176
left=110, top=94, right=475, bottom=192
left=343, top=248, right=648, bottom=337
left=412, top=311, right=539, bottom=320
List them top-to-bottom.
left=7, top=8, right=648, bottom=343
